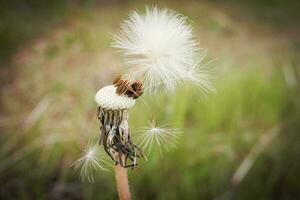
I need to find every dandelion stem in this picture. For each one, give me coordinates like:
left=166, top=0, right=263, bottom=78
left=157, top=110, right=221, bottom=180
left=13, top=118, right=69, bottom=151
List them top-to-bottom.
left=114, top=158, right=131, bottom=200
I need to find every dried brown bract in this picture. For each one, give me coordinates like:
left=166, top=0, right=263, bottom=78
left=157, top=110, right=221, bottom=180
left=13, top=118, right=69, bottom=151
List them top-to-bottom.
left=113, top=75, right=144, bottom=99
left=97, top=107, right=144, bottom=168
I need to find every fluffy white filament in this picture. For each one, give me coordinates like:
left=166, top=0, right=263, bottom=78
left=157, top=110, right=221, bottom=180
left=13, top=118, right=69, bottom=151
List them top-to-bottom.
left=112, top=6, right=213, bottom=94
left=135, top=121, right=181, bottom=156
left=72, top=142, right=108, bottom=183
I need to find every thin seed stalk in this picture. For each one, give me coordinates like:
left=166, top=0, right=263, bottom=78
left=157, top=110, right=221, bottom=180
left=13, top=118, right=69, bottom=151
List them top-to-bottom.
left=115, top=155, right=131, bottom=200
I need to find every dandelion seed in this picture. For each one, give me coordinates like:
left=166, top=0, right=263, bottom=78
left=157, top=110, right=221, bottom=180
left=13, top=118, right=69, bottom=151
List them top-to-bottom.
left=112, top=6, right=213, bottom=94
left=135, top=121, right=181, bottom=156
left=72, top=141, right=108, bottom=183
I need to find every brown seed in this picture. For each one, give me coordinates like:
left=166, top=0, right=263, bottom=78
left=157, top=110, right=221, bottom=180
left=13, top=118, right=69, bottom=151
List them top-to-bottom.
left=112, top=75, right=144, bottom=99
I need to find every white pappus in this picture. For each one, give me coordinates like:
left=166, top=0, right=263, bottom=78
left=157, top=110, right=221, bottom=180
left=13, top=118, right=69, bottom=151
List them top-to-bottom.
left=112, top=6, right=214, bottom=94
left=135, top=121, right=181, bottom=156
left=72, top=141, right=108, bottom=183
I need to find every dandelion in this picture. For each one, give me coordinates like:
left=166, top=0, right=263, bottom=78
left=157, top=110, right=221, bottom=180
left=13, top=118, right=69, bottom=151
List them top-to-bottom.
left=74, top=5, right=215, bottom=200
left=112, top=6, right=213, bottom=94
left=135, top=121, right=181, bottom=156
left=72, top=141, right=108, bottom=183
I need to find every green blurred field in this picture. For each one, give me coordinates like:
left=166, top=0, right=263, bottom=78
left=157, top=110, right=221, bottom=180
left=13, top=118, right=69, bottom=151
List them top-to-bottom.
left=0, top=0, right=300, bottom=199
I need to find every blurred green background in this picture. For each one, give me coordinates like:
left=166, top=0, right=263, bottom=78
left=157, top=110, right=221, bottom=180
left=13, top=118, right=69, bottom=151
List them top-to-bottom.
left=0, top=0, right=300, bottom=199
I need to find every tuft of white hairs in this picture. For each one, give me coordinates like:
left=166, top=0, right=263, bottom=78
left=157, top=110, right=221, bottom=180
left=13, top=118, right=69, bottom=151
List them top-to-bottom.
left=112, top=6, right=214, bottom=94
left=134, top=121, right=181, bottom=156
left=72, top=141, right=108, bottom=183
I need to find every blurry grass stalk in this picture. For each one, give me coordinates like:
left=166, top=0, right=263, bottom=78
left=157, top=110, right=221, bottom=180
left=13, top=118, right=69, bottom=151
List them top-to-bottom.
left=281, top=64, right=298, bottom=90
left=1, top=95, right=53, bottom=160
left=23, top=95, right=53, bottom=131
left=231, top=127, right=280, bottom=186
left=0, top=132, right=75, bottom=173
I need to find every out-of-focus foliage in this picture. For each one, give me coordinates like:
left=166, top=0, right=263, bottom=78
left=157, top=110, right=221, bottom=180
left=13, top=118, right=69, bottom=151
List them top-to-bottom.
left=0, top=0, right=299, bottom=199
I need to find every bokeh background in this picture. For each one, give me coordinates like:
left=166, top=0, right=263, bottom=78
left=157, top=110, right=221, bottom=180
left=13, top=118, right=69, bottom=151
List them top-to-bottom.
left=1, top=0, right=300, bottom=199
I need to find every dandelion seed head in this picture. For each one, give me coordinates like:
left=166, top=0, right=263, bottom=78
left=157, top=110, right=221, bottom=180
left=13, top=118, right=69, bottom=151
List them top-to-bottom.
left=112, top=6, right=213, bottom=94
left=72, top=141, right=108, bottom=183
